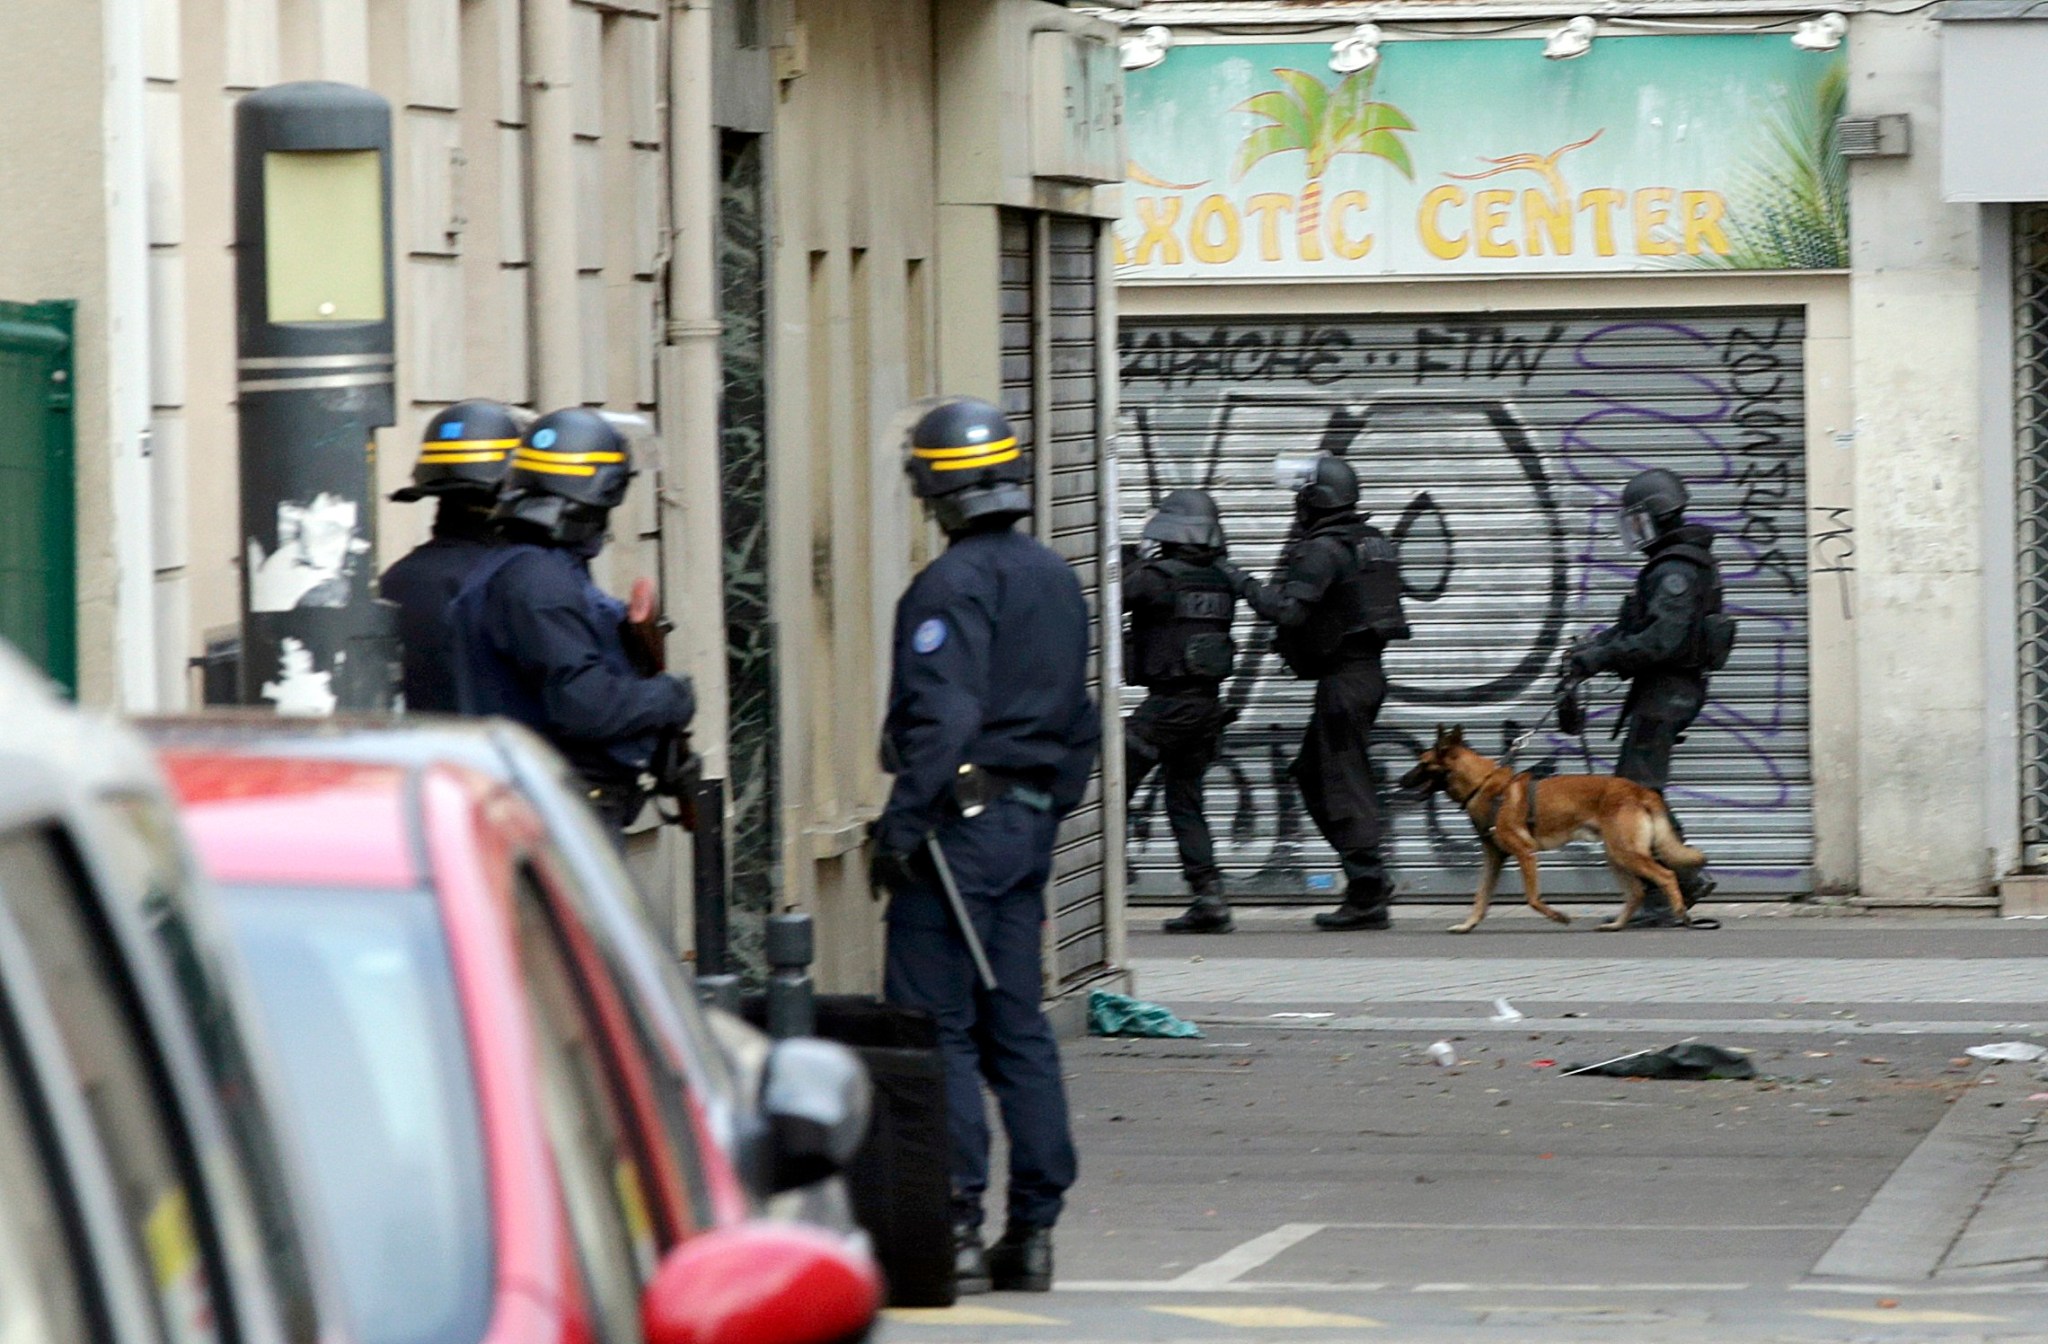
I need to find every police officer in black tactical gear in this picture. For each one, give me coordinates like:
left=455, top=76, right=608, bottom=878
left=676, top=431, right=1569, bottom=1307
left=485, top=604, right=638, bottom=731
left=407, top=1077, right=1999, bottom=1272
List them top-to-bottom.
left=869, top=396, right=1099, bottom=1296
left=380, top=400, right=525, bottom=713
left=448, top=408, right=695, bottom=834
left=1221, top=453, right=1410, bottom=932
left=1562, top=467, right=1733, bottom=928
left=1123, top=489, right=1240, bottom=934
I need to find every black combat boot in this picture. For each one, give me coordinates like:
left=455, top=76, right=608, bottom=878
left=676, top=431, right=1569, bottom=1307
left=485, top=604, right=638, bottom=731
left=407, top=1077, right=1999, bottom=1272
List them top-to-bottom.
left=1627, top=868, right=1716, bottom=929
left=1314, top=875, right=1391, bottom=931
left=1162, top=878, right=1233, bottom=934
left=954, top=1222, right=991, bottom=1295
left=987, top=1222, right=1055, bottom=1292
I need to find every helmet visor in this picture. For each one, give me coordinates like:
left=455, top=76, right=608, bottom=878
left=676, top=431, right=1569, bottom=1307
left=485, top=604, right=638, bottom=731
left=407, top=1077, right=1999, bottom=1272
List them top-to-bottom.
left=1273, top=452, right=1327, bottom=494
left=1618, top=504, right=1660, bottom=552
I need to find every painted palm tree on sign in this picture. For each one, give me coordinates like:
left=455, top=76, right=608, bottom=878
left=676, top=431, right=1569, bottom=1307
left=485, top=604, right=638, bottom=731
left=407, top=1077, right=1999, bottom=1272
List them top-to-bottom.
left=1233, top=66, right=1417, bottom=260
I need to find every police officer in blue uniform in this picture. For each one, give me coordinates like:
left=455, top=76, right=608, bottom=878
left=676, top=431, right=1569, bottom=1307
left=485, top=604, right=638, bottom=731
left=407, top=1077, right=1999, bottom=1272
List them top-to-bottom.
left=869, top=396, right=1099, bottom=1296
left=380, top=400, right=525, bottom=713
left=449, top=408, right=694, bottom=833
left=1222, top=453, right=1410, bottom=931
left=1561, top=468, right=1732, bottom=927
left=1123, top=489, right=1240, bottom=934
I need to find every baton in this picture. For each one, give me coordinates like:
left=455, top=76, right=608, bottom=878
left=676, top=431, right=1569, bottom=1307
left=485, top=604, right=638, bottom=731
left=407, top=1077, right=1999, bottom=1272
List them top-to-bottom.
left=926, top=835, right=1000, bottom=992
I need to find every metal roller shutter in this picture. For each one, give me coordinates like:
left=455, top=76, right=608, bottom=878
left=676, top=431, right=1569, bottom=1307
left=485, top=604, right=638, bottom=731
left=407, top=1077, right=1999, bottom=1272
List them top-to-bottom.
left=1001, top=212, right=1113, bottom=985
left=1046, top=217, right=1107, bottom=986
left=1118, top=307, right=1813, bottom=901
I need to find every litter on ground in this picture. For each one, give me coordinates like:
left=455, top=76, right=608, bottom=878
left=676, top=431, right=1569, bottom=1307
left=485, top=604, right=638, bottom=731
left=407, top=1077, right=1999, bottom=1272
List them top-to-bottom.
left=1088, top=990, right=1204, bottom=1039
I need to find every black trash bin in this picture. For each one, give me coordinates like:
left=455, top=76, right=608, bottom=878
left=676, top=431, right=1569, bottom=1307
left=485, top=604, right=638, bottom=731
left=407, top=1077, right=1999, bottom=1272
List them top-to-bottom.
left=744, top=993, right=955, bottom=1307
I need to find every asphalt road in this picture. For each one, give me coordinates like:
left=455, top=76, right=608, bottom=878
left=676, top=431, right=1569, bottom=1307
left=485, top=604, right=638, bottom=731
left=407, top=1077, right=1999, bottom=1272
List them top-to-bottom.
left=880, top=913, right=2048, bottom=1343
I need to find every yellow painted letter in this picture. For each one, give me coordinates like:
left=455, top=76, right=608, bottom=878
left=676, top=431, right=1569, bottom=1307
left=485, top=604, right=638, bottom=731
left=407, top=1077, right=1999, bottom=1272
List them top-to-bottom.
left=1420, top=185, right=1468, bottom=260
left=1633, top=187, right=1678, bottom=257
left=1524, top=188, right=1572, bottom=257
left=1578, top=189, right=1625, bottom=258
left=1476, top=190, right=1518, bottom=258
left=1329, top=191, right=1374, bottom=261
left=1681, top=191, right=1730, bottom=256
left=1246, top=193, right=1295, bottom=263
left=1188, top=195, right=1242, bottom=265
left=1134, top=197, right=1185, bottom=267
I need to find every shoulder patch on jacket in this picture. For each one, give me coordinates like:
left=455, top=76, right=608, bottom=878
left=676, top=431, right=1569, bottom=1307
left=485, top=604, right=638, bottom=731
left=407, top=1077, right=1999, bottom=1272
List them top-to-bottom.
left=1659, top=569, right=1694, bottom=596
left=912, top=617, right=948, bottom=654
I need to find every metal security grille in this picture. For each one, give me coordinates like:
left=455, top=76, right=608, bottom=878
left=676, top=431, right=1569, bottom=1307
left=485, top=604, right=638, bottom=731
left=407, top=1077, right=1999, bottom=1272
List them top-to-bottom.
left=2016, top=206, right=2048, bottom=866
left=1002, top=211, right=1111, bottom=986
left=1046, top=218, right=1107, bottom=985
left=1119, top=308, right=1814, bottom=901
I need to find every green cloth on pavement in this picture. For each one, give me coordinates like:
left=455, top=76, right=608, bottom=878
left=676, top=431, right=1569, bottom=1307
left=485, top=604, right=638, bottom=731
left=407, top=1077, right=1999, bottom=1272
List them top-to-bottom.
left=1088, top=990, right=1204, bottom=1039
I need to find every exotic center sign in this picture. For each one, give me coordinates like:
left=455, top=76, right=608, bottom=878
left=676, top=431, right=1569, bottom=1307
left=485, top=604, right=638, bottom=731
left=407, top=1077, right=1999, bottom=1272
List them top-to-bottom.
left=1117, top=34, right=1849, bottom=279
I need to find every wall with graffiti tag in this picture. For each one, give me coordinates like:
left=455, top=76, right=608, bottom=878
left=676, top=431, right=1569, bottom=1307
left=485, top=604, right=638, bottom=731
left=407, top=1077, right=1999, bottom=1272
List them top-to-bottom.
left=1118, top=307, right=1814, bottom=900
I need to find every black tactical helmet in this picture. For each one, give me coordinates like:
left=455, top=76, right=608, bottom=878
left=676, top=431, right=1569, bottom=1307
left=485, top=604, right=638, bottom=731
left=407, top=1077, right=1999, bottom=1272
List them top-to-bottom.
left=905, top=396, right=1031, bottom=534
left=392, top=400, right=527, bottom=502
left=493, top=408, right=635, bottom=546
left=1276, top=452, right=1359, bottom=513
left=1618, top=467, right=1688, bottom=551
left=1142, top=489, right=1227, bottom=552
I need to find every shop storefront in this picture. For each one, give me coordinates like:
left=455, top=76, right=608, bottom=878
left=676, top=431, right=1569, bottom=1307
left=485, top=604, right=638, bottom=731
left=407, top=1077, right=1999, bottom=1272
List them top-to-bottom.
left=1116, top=30, right=1851, bottom=902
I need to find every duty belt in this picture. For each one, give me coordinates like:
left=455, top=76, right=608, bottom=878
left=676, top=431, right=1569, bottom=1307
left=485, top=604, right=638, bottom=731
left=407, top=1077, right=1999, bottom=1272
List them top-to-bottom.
left=954, top=764, right=1055, bottom=817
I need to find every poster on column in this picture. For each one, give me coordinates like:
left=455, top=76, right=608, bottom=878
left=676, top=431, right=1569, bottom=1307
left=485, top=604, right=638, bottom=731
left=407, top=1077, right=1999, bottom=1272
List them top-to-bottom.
left=1118, top=34, right=1848, bottom=279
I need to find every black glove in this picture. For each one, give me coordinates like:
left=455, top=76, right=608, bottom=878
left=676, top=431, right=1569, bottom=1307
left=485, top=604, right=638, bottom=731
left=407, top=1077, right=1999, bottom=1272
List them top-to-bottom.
left=1557, top=679, right=1587, bottom=737
left=867, top=821, right=925, bottom=899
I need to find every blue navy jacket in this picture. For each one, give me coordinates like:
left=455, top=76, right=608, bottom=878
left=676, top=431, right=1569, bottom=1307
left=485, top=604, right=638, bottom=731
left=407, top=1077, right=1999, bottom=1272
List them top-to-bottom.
left=876, top=526, right=1101, bottom=855
left=381, top=530, right=502, bottom=714
left=449, top=542, right=694, bottom=784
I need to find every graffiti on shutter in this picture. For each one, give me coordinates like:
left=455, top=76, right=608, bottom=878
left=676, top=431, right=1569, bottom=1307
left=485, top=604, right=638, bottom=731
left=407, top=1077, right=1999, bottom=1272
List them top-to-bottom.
left=1119, top=308, right=1812, bottom=899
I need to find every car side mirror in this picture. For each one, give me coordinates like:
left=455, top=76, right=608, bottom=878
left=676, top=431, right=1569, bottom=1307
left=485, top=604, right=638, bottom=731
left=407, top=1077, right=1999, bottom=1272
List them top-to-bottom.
left=762, top=1037, right=871, bottom=1193
left=642, top=1222, right=881, bottom=1344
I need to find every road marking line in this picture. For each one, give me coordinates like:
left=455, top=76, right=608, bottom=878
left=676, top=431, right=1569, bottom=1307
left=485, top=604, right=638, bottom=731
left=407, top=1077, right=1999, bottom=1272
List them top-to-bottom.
left=1318, top=1222, right=1840, bottom=1232
left=1166, top=1224, right=1326, bottom=1289
left=1058, top=1281, right=1386, bottom=1294
left=1410, top=1283, right=1750, bottom=1293
left=885, top=1305, right=1063, bottom=1326
left=1149, top=1306, right=1382, bottom=1328
left=1804, top=1308, right=2009, bottom=1324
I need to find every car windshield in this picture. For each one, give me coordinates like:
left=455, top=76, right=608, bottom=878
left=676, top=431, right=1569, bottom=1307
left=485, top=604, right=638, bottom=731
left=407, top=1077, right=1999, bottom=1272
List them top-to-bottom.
left=218, top=884, right=493, bottom=1344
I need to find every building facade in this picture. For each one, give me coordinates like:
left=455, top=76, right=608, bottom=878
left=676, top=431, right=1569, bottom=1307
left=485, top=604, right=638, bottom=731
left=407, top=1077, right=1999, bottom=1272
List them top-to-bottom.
left=0, top=0, right=1131, bottom=994
left=1111, top=0, right=2017, bottom=908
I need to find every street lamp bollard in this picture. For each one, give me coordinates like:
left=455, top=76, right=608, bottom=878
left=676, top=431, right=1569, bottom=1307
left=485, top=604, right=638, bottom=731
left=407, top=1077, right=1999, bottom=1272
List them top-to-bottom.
left=764, top=913, right=816, bottom=1040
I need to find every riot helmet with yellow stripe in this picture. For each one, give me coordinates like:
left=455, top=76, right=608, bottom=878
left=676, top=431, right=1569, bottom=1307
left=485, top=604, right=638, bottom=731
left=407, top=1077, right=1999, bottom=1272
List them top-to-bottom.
left=905, top=396, right=1031, bottom=535
left=393, top=400, right=528, bottom=502
left=493, top=408, right=635, bottom=546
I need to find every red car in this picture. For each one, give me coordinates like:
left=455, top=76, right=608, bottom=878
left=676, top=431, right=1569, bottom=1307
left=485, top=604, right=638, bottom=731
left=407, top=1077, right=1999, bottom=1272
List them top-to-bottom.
left=161, top=749, right=880, bottom=1344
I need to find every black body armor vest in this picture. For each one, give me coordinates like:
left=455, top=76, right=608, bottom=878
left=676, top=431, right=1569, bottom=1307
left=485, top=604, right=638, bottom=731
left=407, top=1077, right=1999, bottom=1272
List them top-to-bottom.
left=1273, top=524, right=1411, bottom=680
left=1620, top=541, right=1736, bottom=673
left=1128, top=558, right=1238, bottom=688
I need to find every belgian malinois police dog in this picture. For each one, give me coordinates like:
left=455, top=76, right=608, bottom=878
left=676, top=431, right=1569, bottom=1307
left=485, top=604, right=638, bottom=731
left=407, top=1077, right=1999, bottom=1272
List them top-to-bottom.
left=1400, top=726, right=1708, bottom=934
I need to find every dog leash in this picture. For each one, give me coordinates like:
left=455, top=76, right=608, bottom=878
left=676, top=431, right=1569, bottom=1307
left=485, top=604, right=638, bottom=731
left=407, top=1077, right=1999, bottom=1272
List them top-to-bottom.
left=1501, top=691, right=1571, bottom=769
